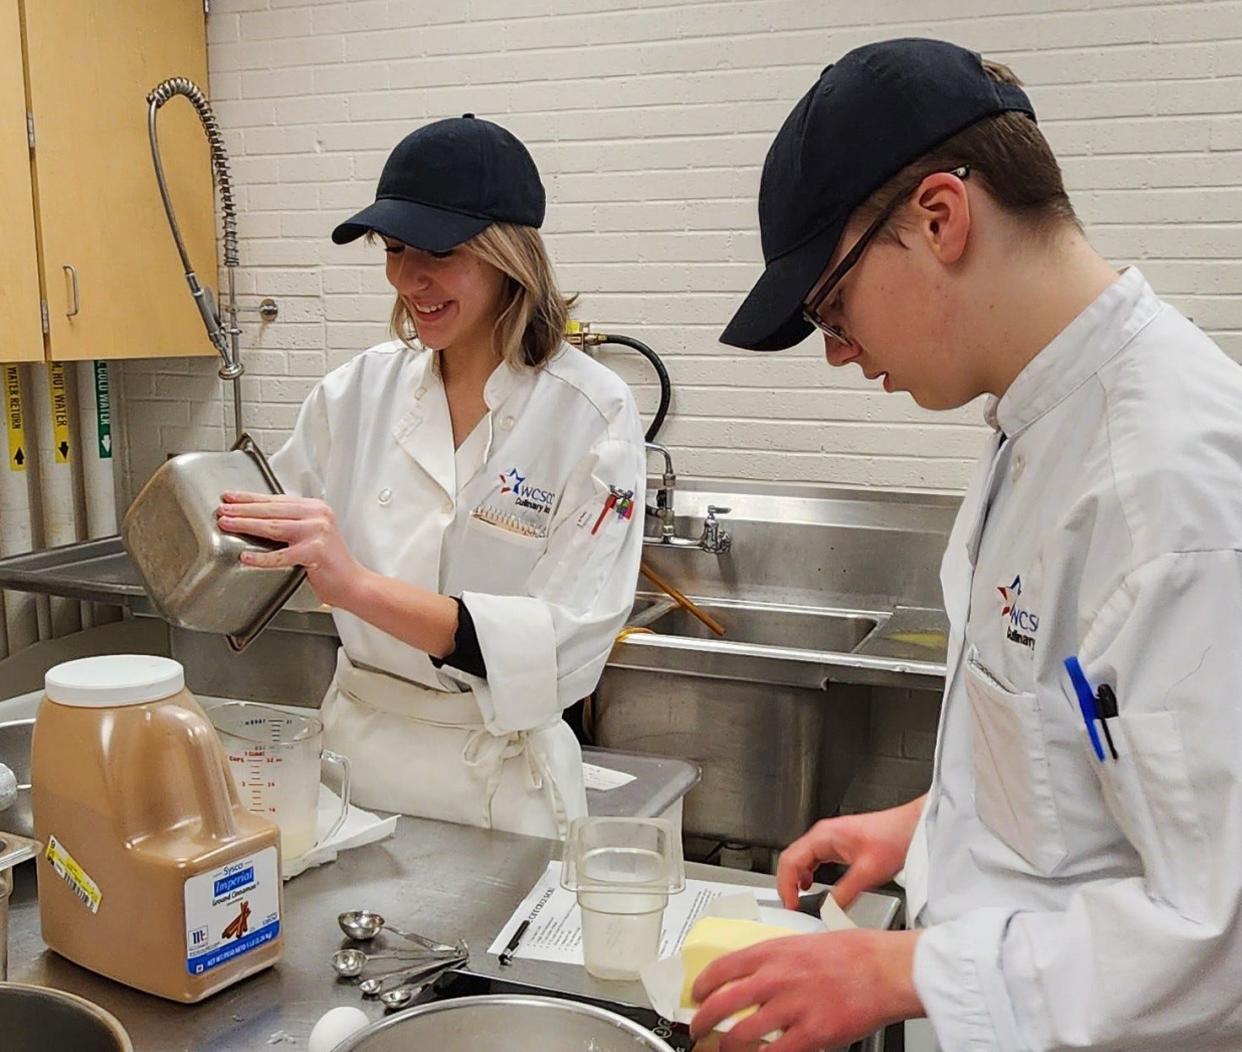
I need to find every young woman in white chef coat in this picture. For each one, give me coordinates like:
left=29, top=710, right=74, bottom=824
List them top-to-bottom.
left=217, top=115, right=646, bottom=840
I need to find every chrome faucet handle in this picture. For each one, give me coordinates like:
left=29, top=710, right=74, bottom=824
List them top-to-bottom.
left=701, top=506, right=733, bottom=553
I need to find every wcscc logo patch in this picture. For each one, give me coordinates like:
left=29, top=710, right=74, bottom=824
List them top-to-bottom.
left=997, top=574, right=1039, bottom=650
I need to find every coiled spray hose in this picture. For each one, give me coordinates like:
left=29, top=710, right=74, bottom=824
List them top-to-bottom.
left=147, top=77, right=244, bottom=435
left=566, top=324, right=671, bottom=442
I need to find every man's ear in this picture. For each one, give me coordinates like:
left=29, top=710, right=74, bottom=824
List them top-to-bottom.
left=912, top=171, right=971, bottom=265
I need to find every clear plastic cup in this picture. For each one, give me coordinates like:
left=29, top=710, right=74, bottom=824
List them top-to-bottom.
left=208, top=702, right=350, bottom=861
left=562, top=817, right=685, bottom=981
left=577, top=889, right=669, bottom=980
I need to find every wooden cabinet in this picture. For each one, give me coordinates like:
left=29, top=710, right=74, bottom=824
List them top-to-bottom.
left=1, top=0, right=217, bottom=362
left=0, top=1, right=42, bottom=362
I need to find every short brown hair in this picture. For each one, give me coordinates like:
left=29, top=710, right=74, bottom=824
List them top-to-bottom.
left=859, top=60, right=1080, bottom=241
left=387, top=223, right=576, bottom=368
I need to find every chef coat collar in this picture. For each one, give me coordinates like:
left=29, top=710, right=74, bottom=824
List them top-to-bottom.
left=990, top=267, right=1161, bottom=438
left=416, top=346, right=526, bottom=412
left=483, top=359, right=524, bottom=410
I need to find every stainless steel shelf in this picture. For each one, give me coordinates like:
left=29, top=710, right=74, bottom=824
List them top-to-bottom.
left=0, top=536, right=148, bottom=607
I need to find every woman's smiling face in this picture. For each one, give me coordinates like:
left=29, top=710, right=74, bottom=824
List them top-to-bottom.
left=382, top=236, right=508, bottom=353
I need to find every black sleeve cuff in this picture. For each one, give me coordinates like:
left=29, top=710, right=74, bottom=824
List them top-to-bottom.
left=429, top=596, right=487, bottom=679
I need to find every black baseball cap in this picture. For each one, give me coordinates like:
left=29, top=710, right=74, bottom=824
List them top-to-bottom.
left=721, top=39, right=1036, bottom=351
left=332, top=114, right=545, bottom=250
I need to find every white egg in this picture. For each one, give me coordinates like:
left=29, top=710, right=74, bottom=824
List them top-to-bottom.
left=307, top=1005, right=370, bottom=1052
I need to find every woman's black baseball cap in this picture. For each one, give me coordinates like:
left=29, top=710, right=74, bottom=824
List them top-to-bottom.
left=721, top=39, right=1036, bottom=352
left=332, top=114, right=545, bottom=251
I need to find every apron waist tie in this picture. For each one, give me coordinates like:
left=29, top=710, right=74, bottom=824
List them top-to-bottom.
left=333, top=648, right=572, bottom=836
left=462, top=726, right=547, bottom=802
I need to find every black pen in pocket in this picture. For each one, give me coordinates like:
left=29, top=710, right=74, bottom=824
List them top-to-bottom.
left=1097, top=684, right=1120, bottom=760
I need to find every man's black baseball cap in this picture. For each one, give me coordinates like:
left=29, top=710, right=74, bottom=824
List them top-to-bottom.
left=721, top=38, right=1036, bottom=352
left=332, top=114, right=545, bottom=251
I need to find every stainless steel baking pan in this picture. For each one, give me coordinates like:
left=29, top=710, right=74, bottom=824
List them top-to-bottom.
left=121, top=433, right=307, bottom=651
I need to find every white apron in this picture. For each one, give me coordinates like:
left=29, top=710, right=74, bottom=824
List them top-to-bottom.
left=323, top=648, right=587, bottom=840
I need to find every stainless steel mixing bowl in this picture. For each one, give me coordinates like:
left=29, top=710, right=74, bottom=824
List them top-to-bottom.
left=332, top=993, right=678, bottom=1051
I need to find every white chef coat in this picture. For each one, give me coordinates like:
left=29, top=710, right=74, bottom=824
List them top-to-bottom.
left=904, top=267, right=1242, bottom=1050
left=270, top=339, right=646, bottom=838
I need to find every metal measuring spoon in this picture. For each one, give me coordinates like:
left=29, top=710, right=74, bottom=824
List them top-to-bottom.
left=338, top=909, right=460, bottom=954
left=331, top=947, right=429, bottom=978
left=358, top=954, right=467, bottom=998
left=379, top=984, right=426, bottom=1011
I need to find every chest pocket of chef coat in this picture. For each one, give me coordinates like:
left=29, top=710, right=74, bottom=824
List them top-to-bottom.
left=462, top=516, right=547, bottom=593
left=965, top=648, right=1068, bottom=874
left=1092, top=712, right=1210, bottom=922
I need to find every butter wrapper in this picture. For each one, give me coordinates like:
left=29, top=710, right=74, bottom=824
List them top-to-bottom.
left=639, top=889, right=855, bottom=1036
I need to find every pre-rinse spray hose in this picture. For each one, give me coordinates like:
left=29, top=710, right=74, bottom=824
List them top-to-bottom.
left=147, top=77, right=244, bottom=436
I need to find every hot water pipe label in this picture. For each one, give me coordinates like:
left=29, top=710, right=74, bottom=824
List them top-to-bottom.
left=184, top=846, right=281, bottom=975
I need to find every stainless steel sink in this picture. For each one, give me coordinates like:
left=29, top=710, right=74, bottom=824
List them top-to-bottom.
left=595, top=481, right=955, bottom=850
left=641, top=599, right=878, bottom=651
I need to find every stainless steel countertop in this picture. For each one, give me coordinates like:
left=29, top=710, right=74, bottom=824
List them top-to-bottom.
left=7, top=817, right=900, bottom=1051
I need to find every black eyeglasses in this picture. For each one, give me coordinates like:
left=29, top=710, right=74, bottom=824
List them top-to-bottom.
left=803, top=165, right=970, bottom=346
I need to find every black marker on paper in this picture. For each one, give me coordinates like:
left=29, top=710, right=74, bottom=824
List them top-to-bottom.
left=499, top=919, right=530, bottom=966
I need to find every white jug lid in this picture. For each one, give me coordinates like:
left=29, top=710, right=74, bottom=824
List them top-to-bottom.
left=45, top=654, right=186, bottom=707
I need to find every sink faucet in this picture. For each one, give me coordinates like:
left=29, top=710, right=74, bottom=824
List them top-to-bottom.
left=645, top=442, right=679, bottom=542
left=643, top=444, right=734, bottom=552
left=701, top=505, right=732, bottom=554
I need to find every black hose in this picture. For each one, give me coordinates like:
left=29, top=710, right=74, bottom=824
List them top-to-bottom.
left=598, top=334, right=671, bottom=443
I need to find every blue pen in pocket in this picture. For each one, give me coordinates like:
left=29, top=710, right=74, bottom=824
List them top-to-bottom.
left=1064, top=656, right=1106, bottom=762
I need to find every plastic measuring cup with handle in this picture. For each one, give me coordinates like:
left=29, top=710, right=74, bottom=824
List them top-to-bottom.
left=208, top=702, right=350, bottom=862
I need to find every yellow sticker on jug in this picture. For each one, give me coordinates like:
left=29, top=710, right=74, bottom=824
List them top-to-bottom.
left=46, top=834, right=102, bottom=914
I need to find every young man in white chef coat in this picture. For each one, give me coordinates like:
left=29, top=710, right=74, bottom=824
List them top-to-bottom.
left=690, top=38, right=1242, bottom=1052
left=218, top=115, right=646, bottom=841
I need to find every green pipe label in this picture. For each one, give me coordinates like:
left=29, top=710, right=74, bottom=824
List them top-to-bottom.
left=94, top=360, right=111, bottom=459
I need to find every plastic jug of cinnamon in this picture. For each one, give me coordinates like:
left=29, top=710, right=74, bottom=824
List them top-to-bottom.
left=32, top=654, right=283, bottom=1002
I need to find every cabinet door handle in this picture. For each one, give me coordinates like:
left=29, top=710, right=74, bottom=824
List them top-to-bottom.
left=63, top=264, right=79, bottom=318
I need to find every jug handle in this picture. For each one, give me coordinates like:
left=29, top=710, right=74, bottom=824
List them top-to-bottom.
left=116, top=705, right=239, bottom=843
left=184, top=717, right=241, bottom=841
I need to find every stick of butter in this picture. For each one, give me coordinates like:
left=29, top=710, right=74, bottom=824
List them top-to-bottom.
left=679, top=916, right=797, bottom=1008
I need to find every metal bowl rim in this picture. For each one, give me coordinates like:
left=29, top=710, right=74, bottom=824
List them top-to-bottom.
left=0, top=982, right=134, bottom=1050
left=332, top=992, right=676, bottom=1051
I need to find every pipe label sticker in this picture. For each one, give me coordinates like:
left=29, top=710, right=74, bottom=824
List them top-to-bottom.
left=94, top=360, right=111, bottom=459
left=48, top=361, right=70, bottom=463
left=5, top=365, right=25, bottom=471
left=45, top=834, right=102, bottom=914
left=184, top=847, right=281, bottom=975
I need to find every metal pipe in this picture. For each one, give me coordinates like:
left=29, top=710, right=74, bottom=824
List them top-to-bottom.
left=146, top=77, right=244, bottom=437
left=31, top=364, right=80, bottom=639
left=0, top=367, right=39, bottom=653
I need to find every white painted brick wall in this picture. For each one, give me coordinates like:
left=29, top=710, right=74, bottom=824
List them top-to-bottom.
left=120, top=0, right=1242, bottom=509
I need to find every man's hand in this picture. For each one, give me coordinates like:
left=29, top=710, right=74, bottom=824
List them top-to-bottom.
left=777, top=795, right=925, bottom=910
left=689, top=929, right=923, bottom=1052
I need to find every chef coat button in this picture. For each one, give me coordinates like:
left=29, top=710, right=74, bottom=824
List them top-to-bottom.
left=415, top=386, right=427, bottom=399
left=500, top=416, right=515, bottom=430
left=1011, top=454, right=1025, bottom=481
left=377, top=487, right=392, bottom=506
left=442, top=500, right=453, bottom=515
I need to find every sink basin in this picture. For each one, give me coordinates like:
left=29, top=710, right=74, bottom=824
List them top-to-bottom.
left=625, top=595, right=674, bottom=630
left=641, top=600, right=877, bottom=651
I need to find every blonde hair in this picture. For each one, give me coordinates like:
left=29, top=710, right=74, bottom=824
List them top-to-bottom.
left=387, top=223, right=575, bottom=368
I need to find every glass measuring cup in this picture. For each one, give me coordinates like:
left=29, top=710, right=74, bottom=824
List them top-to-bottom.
left=208, top=702, right=350, bottom=861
